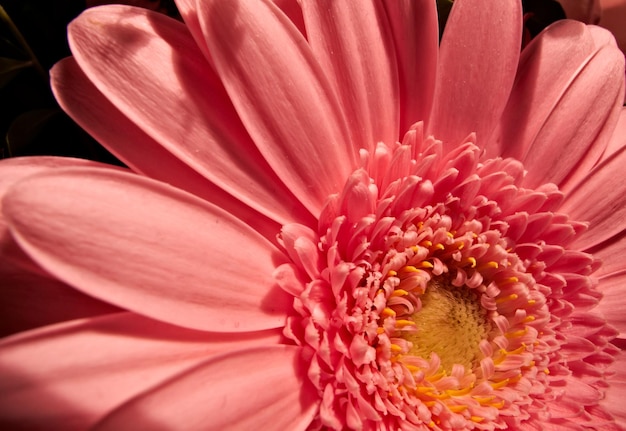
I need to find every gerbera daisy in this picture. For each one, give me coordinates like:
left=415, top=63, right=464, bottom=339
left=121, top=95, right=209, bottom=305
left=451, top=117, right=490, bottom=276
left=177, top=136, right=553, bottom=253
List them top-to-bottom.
left=1, top=0, right=625, bottom=429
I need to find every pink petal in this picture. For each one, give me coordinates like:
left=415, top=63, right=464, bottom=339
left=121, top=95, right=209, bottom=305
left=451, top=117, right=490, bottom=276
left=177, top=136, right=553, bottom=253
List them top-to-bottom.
left=180, top=0, right=308, bottom=53
left=196, top=0, right=358, bottom=215
left=301, top=0, right=399, bottom=150
left=382, top=0, right=438, bottom=133
left=428, top=0, right=522, bottom=149
left=65, top=5, right=311, bottom=226
left=489, top=21, right=595, bottom=159
left=588, top=21, right=623, bottom=49
left=518, top=27, right=625, bottom=188
left=51, top=57, right=305, bottom=238
left=561, top=144, right=626, bottom=250
left=0, top=156, right=115, bottom=271
left=0, top=156, right=102, bottom=216
left=3, top=167, right=291, bottom=332
left=596, top=271, right=626, bottom=336
left=0, top=312, right=283, bottom=429
left=93, top=345, right=318, bottom=431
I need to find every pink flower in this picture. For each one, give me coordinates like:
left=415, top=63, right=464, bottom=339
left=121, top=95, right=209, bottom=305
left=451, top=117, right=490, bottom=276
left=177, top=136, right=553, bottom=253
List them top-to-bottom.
left=1, top=0, right=625, bottom=429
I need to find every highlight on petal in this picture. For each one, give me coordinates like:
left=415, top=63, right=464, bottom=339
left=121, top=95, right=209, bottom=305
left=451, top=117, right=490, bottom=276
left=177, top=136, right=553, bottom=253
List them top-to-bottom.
left=196, top=0, right=358, bottom=215
left=301, top=0, right=399, bottom=151
left=428, top=0, right=522, bottom=149
left=65, top=5, right=312, bottom=225
left=3, top=167, right=292, bottom=332
left=0, top=312, right=283, bottom=429
left=93, top=345, right=318, bottom=431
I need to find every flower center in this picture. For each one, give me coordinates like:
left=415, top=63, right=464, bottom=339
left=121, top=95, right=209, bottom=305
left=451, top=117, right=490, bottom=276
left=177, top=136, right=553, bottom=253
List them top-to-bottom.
left=277, top=134, right=598, bottom=430
left=403, top=278, right=491, bottom=372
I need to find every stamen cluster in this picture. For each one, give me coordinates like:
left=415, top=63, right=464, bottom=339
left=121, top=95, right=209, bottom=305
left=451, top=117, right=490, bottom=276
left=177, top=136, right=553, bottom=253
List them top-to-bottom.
left=276, top=124, right=607, bottom=430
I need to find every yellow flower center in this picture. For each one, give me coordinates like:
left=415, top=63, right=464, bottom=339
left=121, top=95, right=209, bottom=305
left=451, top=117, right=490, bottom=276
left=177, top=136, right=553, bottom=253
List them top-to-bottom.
left=404, top=279, right=491, bottom=372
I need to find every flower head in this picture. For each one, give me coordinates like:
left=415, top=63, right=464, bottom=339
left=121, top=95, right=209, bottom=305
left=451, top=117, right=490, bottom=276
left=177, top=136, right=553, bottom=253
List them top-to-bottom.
left=1, top=0, right=625, bottom=430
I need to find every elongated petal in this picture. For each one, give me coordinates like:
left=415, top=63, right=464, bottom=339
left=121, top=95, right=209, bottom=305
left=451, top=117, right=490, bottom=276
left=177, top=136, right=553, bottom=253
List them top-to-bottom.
left=179, top=0, right=308, bottom=60
left=197, top=0, right=357, bottom=215
left=301, top=0, right=399, bottom=150
left=382, top=0, right=438, bottom=132
left=428, top=0, right=521, bottom=149
left=66, top=6, right=311, bottom=225
left=489, top=21, right=595, bottom=159
left=518, top=27, right=624, bottom=188
left=51, top=57, right=304, bottom=237
left=561, top=145, right=626, bottom=250
left=3, top=167, right=291, bottom=332
left=0, top=313, right=283, bottom=429
left=94, top=345, right=318, bottom=431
